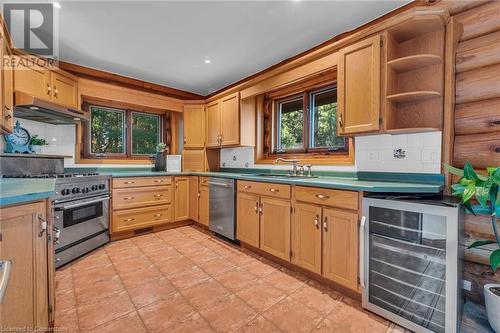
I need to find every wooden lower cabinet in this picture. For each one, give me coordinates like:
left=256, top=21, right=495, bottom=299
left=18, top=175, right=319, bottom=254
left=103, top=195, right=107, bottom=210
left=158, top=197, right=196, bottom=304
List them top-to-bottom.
left=189, top=176, right=199, bottom=222
left=174, top=177, right=189, bottom=221
left=198, top=185, right=209, bottom=226
left=236, top=192, right=260, bottom=248
left=259, top=197, right=291, bottom=261
left=0, top=201, right=50, bottom=329
left=292, top=203, right=322, bottom=274
left=322, top=208, right=359, bottom=291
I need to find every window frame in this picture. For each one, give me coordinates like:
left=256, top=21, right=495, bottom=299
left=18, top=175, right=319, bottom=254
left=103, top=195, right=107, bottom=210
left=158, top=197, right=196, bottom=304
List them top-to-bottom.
left=272, top=84, right=347, bottom=155
left=83, top=104, right=164, bottom=160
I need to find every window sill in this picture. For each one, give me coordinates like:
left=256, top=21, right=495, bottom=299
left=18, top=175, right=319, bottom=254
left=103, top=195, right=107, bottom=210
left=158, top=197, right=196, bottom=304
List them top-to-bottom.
left=256, top=153, right=354, bottom=166
left=75, top=157, right=153, bottom=165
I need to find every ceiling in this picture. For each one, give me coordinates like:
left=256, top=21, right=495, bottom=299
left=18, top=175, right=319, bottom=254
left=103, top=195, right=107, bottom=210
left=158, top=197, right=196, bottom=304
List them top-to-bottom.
left=57, top=1, right=411, bottom=96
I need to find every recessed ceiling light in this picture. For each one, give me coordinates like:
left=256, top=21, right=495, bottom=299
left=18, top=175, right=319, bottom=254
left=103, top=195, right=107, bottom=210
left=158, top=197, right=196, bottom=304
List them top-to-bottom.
left=53, top=2, right=61, bottom=9
left=204, top=59, right=211, bottom=64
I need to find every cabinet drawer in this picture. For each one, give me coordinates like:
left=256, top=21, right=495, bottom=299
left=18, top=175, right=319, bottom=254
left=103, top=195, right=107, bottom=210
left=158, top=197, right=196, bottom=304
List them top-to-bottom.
left=112, top=177, right=172, bottom=189
left=199, top=177, right=210, bottom=187
left=238, top=181, right=290, bottom=199
left=112, top=186, right=172, bottom=209
left=295, top=186, right=358, bottom=210
left=112, top=205, right=173, bottom=233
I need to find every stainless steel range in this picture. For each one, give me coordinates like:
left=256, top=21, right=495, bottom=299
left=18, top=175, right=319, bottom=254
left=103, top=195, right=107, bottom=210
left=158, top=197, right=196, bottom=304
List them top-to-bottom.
left=1, top=154, right=111, bottom=268
left=52, top=173, right=110, bottom=268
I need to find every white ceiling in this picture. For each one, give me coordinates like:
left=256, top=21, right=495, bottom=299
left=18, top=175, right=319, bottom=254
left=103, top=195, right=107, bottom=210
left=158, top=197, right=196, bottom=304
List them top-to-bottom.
left=57, top=1, right=410, bottom=96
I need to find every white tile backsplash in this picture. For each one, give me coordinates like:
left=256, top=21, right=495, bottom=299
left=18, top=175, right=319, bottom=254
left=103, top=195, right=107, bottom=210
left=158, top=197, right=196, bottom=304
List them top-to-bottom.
left=355, top=132, right=442, bottom=173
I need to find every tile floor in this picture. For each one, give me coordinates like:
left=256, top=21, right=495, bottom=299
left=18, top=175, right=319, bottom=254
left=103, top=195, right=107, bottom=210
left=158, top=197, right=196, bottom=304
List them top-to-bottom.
left=55, top=225, right=399, bottom=333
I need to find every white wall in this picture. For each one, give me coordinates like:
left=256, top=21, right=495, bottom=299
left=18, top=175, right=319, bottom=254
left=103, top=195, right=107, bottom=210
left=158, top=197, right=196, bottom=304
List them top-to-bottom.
left=1, top=118, right=151, bottom=168
left=220, top=131, right=442, bottom=174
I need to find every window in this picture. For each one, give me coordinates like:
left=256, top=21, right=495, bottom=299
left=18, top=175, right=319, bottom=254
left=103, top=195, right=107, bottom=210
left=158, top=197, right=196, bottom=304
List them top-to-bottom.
left=273, top=86, right=346, bottom=154
left=88, top=105, right=161, bottom=158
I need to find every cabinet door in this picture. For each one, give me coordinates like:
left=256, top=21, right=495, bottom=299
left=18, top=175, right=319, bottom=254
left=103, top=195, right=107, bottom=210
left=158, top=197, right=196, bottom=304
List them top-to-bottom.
left=337, top=34, right=381, bottom=135
left=1, top=38, right=13, bottom=133
left=14, top=60, right=51, bottom=100
left=51, top=71, right=78, bottom=109
left=220, top=92, right=240, bottom=146
left=206, top=100, right=221, bottom=147
left=183, top=104, right=205, bottom=148
left=182, top=149, right=205, bottom=172
left=189, top=176, right=199, bottom=221
left=174, top=177, right=189, bottom=221
left=198, top=185, right=209, bottom=226
left=236, top=192, right=260, bottom=248
left=260, top=197, right=291, bottom=261
left=0, top=201, right=48, bottom=329
left=292, top=203, right=322, bottom=274
left=322, top=208, right=358, bottom=291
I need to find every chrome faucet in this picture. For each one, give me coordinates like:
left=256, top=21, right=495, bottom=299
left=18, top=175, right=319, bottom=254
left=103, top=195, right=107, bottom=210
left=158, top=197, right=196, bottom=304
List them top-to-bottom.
left=275, top=158, right=300, bottom=176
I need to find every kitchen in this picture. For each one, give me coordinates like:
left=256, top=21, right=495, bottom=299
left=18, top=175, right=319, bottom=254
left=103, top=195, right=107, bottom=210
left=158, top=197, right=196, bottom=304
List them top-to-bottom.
left=0, top=1, right=499, bottom=332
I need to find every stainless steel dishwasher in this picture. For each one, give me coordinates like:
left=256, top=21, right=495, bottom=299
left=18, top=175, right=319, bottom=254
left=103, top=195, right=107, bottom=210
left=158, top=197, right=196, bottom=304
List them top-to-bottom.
left=209, top=177, right=236, bottom=240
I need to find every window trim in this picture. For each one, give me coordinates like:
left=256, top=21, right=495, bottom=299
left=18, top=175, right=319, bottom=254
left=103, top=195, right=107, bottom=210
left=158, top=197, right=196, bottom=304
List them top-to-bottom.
left=272, top=84, right=347, bottom=155
left=82, top=104, right=165, bottom=160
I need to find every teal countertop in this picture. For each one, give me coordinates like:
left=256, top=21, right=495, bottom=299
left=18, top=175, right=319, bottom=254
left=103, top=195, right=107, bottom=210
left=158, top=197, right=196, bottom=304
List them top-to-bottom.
left=0, top=179, right=56, bottom=207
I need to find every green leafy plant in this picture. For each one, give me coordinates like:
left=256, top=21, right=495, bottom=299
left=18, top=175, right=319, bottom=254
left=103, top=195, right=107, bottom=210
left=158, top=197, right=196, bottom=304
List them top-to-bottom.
left=30, top=135, right=49, bottom=146
left=155, top=142, right=167, bottom=154
left=446, top=162, right=500, bottom=272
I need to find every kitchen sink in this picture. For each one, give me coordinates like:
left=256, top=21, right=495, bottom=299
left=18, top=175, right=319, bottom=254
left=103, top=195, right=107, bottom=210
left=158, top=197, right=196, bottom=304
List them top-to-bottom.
left=252, top=173, right=318, bottom=179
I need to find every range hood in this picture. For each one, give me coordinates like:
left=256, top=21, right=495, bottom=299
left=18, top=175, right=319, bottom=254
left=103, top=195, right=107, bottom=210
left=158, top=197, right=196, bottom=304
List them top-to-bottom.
left=13, top=92, right=90, bottom=125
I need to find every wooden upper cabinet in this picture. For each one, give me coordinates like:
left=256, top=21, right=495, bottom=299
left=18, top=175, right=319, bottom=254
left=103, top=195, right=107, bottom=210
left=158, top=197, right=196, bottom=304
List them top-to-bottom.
left=338, top=34, right=382, bottom=135
left=1, top=36, right=14, bottom=133
left=14, top=62, right=51, bottom=100
left=51, top=71, right=78, bottom=109
left=220, top=92, right=240, bottom=146
left=206, top=100, right=221, bottom=147
left=183, top=104, right=205, bottom=148
left=182, top=149, right=206, bottom=172
left=189, top=176, right=199, bottom=222
left=174, top=177, right=189, bottom=221
left=236, top=192, right=260, bottom=248
left=259, top=197, right=291, bottom=261
left=0, top=201, right=49, bottom=329
left=293, top=203, right=322, bottom=274
left=322, top=208, right=358, bottom=290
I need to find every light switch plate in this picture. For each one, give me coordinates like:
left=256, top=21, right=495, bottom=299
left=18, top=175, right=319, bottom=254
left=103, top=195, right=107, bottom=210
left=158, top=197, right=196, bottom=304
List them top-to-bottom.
left=462, top=279, right=472, bottom=291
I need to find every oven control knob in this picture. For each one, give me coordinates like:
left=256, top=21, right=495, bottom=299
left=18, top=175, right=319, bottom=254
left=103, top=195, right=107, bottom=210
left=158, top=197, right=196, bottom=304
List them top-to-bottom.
left=98, top=184, right=106, bottom=190
left=91, top=185, right=98, bottom=191
left=72, top=187, right=80, bottom=194
left=82, top=187, right=90, bottom=194
left=61, top=189, right=70, bottom=196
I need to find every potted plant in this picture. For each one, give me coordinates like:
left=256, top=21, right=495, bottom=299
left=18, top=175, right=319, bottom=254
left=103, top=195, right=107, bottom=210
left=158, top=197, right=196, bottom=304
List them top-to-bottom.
left=30, top=135, right=49, bottom=153
left=153, top=142, right=167, bottom=171
left=447, top=162, right=500, bottom=332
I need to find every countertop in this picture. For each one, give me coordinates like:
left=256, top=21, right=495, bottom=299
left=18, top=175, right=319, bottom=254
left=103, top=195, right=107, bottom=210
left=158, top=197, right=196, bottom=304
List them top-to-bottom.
left=1, top=169, right=443, bottom=207
left=0, top=178, right=56, bottom=207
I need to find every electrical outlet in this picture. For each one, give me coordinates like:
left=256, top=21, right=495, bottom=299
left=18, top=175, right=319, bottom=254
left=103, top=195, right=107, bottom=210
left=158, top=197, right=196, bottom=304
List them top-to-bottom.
left=462, top=279, right=472, bottom=291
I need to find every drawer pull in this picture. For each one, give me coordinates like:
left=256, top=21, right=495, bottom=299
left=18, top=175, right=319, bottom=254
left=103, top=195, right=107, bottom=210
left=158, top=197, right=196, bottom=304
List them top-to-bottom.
left=154, top=179, right=164, bottom=183
left=124, top=181, right=135, bottom=184
left=244, top=185, right=252, bottom=189
left=269, top=188, right=279, bottom=193
left=154, top=194, right=163, bottom=198
left=315, top=194, right=330, bottom=200
left=123, top=197, right=134, bottom=200
left=254, top=202, right=259, bottom=213
left=154, top=213, right=163, bottom=217
left=314, top=214, right=320, bottom=229
left=323, top=216, right=329, bottom=232
left=123, top=218, right=134, bottom=222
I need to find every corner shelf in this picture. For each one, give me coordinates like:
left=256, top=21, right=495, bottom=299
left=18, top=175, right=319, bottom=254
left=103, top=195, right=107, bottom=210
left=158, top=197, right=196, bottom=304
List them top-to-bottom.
left=387, top=54, right=442, bottom=73
left=387, top=91, right=441, bottom=103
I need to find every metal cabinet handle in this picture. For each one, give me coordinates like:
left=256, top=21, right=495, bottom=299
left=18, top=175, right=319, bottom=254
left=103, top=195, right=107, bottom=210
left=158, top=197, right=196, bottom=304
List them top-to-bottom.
left=47, top=84, right=51, bottom=95
left=54, top=86, right=58, bottom=98
left=4, top=105, right=10, bottom=111
left=4, top=113, right=12, bottom=120
left=338, top=113, right=343, bottom=128
left=183, top=136, right=187, bottom=144
left=154, top=179, right=164, bottom=183
left=124, top=181, right=135, bottom=184
left=244, top=185, right=252, bottom=189
left=269, top=188, right=279, bottom=193
left=197, top=192, right=201, bottom=198
left=154, top=194, right=163, bottom=197
left=315, top=194, right=330, bottom=200
left=123, top=197, right=134, bottom=200
left=254, top=202, right=259, bottom=213
left=259, top=203, right=263, bottom=215
left=154, top=213, right=162, bottom=217
left=38, top=214, right=47, bottom=237
left=314, top=214, right=320, bottom=229
left=323, top=216, right=328, bottom=232
left=359, top=216, right=367, bottom=289
left=123, top=218, right=134, bottom=222
left=53, top=227, right=61, bottom=244
left=0, top=261, right=12, bottom=303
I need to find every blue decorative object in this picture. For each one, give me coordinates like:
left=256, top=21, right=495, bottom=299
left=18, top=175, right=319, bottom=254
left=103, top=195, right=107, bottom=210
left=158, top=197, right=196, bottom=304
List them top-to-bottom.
left=3, top=121, right=32, bottom=154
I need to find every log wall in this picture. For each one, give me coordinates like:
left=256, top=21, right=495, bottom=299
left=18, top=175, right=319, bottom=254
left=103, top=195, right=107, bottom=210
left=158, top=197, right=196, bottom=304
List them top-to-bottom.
left=452, top=0, right=500, bottom=303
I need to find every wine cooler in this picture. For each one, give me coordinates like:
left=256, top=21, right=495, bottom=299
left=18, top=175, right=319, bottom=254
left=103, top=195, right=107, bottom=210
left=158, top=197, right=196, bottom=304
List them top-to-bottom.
left=361, top=196, right=463, bottom=333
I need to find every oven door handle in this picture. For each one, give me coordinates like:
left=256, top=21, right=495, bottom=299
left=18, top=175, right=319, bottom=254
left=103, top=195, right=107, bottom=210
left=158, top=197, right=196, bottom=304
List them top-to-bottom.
left=56, top=196, right=110, bottom=210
